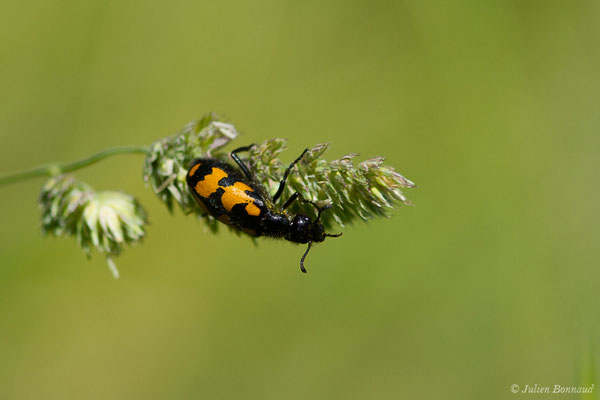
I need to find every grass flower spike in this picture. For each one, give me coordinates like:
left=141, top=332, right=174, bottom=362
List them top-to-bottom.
left=1, top=112, right=414, bottom=276
left=144, top=114, right=415, bottom=232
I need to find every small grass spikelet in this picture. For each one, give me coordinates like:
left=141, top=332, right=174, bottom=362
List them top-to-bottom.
left=143, top=113, right=239, bottom=232
left=39, top=175, right=147, bottom=278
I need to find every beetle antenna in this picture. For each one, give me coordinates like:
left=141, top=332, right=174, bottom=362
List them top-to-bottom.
left=313, top=204, right=343, bottom=238
left=300, top=241, right=312, bottom=273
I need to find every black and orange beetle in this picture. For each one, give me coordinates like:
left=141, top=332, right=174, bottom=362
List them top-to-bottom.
left=186, top=145, right=342, bottom=273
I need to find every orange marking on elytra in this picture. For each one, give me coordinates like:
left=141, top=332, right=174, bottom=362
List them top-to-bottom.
left=188, top=163, right=201, bottom=176
left=195, top=167, right=261, bottom=216
left=195, top=168, right=227, bottom=198
left=221, top=181, right=255, bottom=211
left=245, top=203, right=261, bottom=216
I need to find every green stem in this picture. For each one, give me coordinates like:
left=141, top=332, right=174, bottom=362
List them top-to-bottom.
left=0, top=145, right=148, bottom=186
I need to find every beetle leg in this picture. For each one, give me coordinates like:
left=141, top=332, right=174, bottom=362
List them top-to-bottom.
left=230, top=144, right=255, bottom=181
left=272, top=148, right=309, bottom=203
left=282, top=192, right=301, bottom=210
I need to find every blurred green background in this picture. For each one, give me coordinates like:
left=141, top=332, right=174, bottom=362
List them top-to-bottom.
left=1, top=1, right=599, bottom=399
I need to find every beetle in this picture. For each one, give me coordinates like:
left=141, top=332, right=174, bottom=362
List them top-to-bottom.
left=186, top=144, right=342, bottom=273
